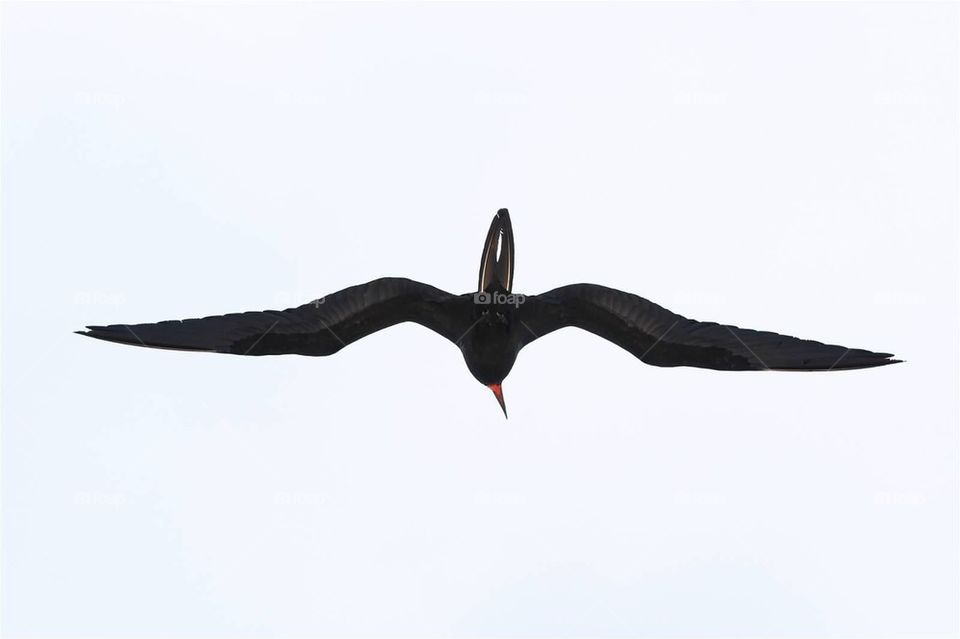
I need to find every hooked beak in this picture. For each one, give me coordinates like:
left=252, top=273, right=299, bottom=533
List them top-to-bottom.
left=487, top=384, right=508, bottom=419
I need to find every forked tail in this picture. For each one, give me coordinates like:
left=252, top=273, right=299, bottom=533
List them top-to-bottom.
left=477, top=208, right=514, bottom=292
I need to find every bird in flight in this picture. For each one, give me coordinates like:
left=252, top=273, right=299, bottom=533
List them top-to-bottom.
left=78, top=208, right=900, bottom=417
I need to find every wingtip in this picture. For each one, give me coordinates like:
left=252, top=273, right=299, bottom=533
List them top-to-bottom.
left=75, top=327, right=112, bottom=340
left=853, top=354, right=904, bottom=369
left=855, top=355, right=904, bottom=369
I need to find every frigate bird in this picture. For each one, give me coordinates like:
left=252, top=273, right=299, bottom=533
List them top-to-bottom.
left=78, top=208, right=900, bottom=417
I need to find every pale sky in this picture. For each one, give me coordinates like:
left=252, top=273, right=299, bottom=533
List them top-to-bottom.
left=2, top=2, right=958, bottom=636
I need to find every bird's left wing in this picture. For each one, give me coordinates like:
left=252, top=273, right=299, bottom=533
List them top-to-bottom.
left=78, top=277, right=473, bottom=356
left=517, top=284, right=900, bottom=371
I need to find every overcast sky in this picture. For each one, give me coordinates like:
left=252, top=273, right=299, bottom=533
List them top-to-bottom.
left=3, top=2, right=958, bottom=636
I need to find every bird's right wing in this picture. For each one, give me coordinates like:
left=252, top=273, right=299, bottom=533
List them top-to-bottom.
left=78, top=277, right=474, bottom=356
left=517, top=284, right=900, bottom=371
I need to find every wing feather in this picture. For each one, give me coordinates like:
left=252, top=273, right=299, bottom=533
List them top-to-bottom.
left=78, top=278, right=472, bottom=356
left=518, top=284, right=900, bottom=371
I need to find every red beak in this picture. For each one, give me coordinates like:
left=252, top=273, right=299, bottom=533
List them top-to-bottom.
left=487, top=384, right=507, bottom=419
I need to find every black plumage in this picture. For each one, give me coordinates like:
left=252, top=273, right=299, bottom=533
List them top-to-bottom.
left=79, top=208, right=900, bottom=417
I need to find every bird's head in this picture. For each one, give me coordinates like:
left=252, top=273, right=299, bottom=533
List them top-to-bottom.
left=462, top=348, right=515, bottom=419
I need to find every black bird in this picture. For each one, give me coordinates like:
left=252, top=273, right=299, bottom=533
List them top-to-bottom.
left=78, top=209, right=900, bottom=417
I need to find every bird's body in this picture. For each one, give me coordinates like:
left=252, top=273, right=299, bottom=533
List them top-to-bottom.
left=79, top=209, right=900, bottom=416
